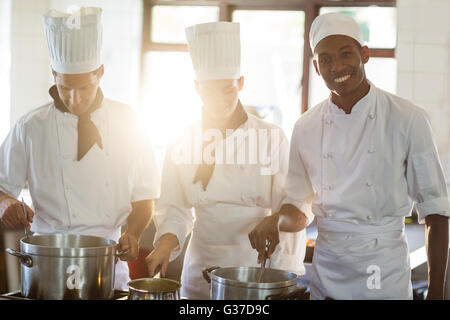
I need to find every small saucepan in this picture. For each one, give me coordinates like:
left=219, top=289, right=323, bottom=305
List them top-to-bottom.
left=127, top=278, right=181, bottom=300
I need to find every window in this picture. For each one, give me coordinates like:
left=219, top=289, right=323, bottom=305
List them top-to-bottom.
left=141, top=1, right=397, bottom=154
left=151, top=5, right=219, bottom=43
left=232, top=10, right=305, bottom=139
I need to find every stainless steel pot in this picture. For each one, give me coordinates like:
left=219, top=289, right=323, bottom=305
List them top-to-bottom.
left=6, top=234, right=127, bottom=300
left=202, top=266, right=308, bottom=300
left=127, top=278, right=181, bottom=300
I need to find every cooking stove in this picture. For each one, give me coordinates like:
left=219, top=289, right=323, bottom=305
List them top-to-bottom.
left=0, top=290, right=129, bottom=300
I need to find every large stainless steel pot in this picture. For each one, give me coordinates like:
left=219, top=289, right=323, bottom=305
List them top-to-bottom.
left=6, top=234, right=127, bottom=300
left=203, top=266, right=308, bottom=300
left=127, top=278, right=181, bottom=300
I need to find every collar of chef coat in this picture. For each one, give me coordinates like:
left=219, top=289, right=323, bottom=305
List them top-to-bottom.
left=327, top=82, right=375, bottom=115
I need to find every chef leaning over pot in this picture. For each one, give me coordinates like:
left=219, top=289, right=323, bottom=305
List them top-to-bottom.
left=0, top=7, right=160, bottom=290
left=250, top=12, right=450, bottom=300
left=145, top=22, right=308, bottom=299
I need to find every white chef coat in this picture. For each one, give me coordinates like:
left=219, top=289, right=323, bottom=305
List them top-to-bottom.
left=283, top=83, right=450, bottom=299
left=0, top=98, right=161, bottom=290
left=153, top=113, right=309, bottom=299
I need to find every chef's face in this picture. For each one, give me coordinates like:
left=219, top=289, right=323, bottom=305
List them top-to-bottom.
left=313, top=35, right=369, bottom=98
left=53, top=65, right=104, bottom=116
left=195, top=77, right=244, bottom=121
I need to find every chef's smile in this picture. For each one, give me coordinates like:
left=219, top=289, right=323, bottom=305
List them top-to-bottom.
left=334, top=74, right=351, bottom=84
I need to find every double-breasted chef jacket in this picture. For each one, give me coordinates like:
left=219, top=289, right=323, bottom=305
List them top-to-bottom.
left=282, top=83, right=450, bottom=299
left=0, top=98, right=161, bottom=290
left=153, top=113, right=311, bottom=299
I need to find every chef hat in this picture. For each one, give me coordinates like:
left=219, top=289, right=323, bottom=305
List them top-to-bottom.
left=43, top=7, right=103, bottom=74
left=309, top=12, right=364, bottom=54
left=185, top=22, right=241, bottom=81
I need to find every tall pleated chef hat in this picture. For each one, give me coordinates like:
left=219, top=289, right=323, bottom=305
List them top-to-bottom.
left=43, top=7, right=102, bottom=74
left=309, top=12, right=364, bottom=54
left=185, top=22, right=241, bottom=81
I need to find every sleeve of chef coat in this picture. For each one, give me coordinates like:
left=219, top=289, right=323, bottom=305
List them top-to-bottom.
left=406, top=108, right=450, bottom=223
left=130, top=117, right=161, bottom=202
left=0, top=119, right=27, bottom=198
left=280, top=123, right=315, bottom=226
left=270, top=127, right=307, bottom=274
left=271, top=128, right=289, bottom=213
left=152, top=144, right=194, bottom=262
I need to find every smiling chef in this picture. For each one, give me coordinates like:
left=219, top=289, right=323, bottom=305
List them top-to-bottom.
left=0, top=7, right=160, bottom=290
left=250, top=12, right=450, bottom=299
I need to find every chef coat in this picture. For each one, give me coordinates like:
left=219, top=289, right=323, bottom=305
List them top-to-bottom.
left=282, top=83, right=450, bottom=299
left=0, top=98, right=161, bottom=290
left=153, top=113, right=308, bottom=299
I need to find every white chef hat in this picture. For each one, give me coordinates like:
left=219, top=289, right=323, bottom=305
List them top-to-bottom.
left=43, top=7, right=103, bottom=74
left=309, top=12, right=364, bottom=54
left=185, top=22, right=241, bottom=81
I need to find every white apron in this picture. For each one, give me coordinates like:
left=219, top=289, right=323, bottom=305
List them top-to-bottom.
left=154, top=114, right=308, bottom=300
left=310, top=219, right=413, bottom=300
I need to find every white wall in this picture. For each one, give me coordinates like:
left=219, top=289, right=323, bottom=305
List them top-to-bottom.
left=0, top=0, right=11, bottom=142
left=8, top=0, right=143, bottom=128
left=397, top=0, right=450, bottom=182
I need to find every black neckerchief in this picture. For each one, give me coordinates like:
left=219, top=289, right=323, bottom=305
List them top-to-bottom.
left=49, top=85, right=104, bottom=161
left=193, top=100, right=248, bottom=191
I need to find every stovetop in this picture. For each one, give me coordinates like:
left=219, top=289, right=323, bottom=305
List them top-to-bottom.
left=0, top=290, right=129, bottom=300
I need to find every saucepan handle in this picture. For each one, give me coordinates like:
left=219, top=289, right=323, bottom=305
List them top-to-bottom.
left=5, top=248, right=33, bottom=268
left=115, top=249, right=130, bottom=264
left=202, top=266, right=221, bottom=284
left=265, top=286, right=309, bottom=300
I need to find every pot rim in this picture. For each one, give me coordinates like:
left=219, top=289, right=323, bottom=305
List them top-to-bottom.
left=20, top=234, right=117, bottom=257
left=210, top=266, right=299, bottom=289
left=128, top=278, right=182, bottom=294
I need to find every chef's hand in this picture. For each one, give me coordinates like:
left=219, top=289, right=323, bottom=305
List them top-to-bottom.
left=0, top=196, right=34, bottom=228
left=248, top=215, right=280, bottom=264
left=117, top=232, right=139, bottom=261
left=145, top=233, right=179, bottom=278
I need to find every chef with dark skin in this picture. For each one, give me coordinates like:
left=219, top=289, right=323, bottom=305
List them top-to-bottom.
left=0, top=7, right=160, bottom=290
left=249, top=13, right=449, bottom=299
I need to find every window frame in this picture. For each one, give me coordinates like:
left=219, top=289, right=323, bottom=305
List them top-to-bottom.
left=141, top=0, right=396, bottom=114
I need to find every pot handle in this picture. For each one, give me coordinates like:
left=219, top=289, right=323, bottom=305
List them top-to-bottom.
left=5, top=248, right=33, bottom=268
left=115, top=249, right=130, bottom=264
left=202, top=266, right=220, bottom=284
left=265, top=286, right=309, bottom=300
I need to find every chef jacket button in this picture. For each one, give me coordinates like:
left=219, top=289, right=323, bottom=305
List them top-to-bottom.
left=368, top=114, right=376, bottom=119
left=368, top=149, right=376, bottom=153
left=366, top=181, right=372, bottom=187
left=328, top=213, right=334, bottom=218
left=367, top=215, right=372, bottom=220
left=345, top=235, right=351, bottom=239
